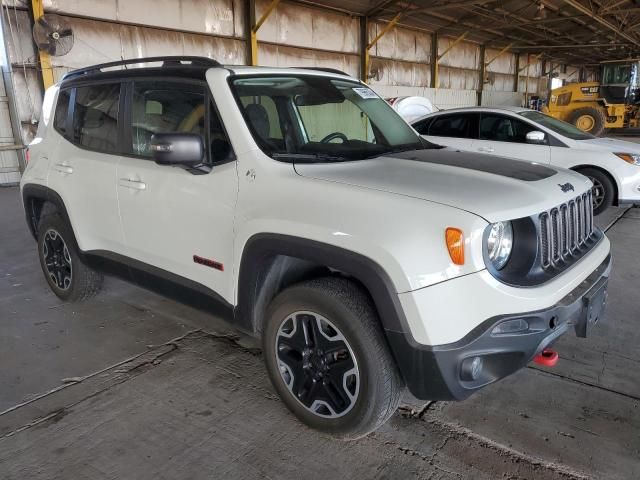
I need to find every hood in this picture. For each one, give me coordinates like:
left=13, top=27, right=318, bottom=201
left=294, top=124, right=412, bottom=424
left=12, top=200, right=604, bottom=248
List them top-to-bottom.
left=577, top=137, right=640, bottom=154
left=294, top=148, right=592, bottom=222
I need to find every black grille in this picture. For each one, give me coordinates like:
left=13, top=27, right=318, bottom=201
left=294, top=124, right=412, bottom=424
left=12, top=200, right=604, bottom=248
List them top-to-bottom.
left=539, top=191, right=594, bottom=270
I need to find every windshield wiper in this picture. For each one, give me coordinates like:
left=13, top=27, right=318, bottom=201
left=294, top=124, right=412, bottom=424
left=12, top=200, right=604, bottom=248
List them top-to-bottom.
left=271, top=152, right=351, bottom=163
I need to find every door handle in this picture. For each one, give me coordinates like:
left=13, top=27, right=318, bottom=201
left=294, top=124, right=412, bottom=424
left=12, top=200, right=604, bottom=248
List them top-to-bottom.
left=478, top=147, right=494, bottom=153
left=53, top=163, right=73, bottom=174
left=119, top=178, right=147, bottom=190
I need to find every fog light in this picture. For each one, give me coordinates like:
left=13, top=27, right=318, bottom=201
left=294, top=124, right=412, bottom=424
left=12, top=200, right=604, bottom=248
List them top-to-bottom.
left=491, top=318, right=529, bottom=335
left=460, top=356, right=483, bottom=381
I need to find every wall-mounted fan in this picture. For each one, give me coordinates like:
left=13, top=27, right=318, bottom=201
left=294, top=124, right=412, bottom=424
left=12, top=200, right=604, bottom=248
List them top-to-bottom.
left=32, top=14, right=74, bottom=56
left=369, top=59, right=385, bottom=82
left=483, top=71, right=496, bottom=85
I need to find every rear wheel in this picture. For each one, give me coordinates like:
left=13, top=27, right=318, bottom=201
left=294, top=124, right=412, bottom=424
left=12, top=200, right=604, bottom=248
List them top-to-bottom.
left=568, top=107, right=607, bottom=136
left=578, top=167, right=615, bottom=215
left=37, top=204, right=103, bottom=302
left=262, top=277, right=403, bottom=439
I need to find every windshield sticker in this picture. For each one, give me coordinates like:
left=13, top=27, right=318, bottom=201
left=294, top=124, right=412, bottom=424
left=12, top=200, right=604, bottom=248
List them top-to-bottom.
left=352, top=87, right=378, bottom=99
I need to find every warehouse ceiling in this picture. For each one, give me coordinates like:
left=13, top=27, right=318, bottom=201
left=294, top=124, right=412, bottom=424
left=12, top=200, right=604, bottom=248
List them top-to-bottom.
left=303, top=0, right=640, bottom=65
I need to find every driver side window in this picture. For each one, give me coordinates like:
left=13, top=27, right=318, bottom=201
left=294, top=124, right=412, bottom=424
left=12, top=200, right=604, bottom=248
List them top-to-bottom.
left=131, top=81, right=206, bottom=157
left=479, top=113, right=542, bottom=144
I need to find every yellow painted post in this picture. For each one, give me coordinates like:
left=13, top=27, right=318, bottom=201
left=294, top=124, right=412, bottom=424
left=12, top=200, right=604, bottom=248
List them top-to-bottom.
left=31, top=0, right=54, bottom=89
left=249, top=0, right=281, bottom=66
left=362, top=12, right=402, bottom=81
left=359, top=16, right=368, bottom=81
left=250, top=30, right=259, bottom=66
left=435, top=32, right=468, bottom=90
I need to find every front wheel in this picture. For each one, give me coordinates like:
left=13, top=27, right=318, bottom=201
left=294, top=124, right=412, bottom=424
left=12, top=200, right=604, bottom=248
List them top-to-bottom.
left=568, top=107, right=607, bottom=136
left=578, top=167, right=615, bottom=216
left=262, top=277, right=403, bottom=439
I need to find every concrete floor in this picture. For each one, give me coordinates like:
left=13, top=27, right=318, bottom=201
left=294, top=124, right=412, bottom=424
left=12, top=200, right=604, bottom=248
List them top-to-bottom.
left=1, top=186, right=639, bottom=480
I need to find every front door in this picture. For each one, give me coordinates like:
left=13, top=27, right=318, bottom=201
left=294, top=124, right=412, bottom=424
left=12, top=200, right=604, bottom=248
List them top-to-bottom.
left=116, top=80, right=238, bottom=302
left=472, top=112, right=551, bottom=163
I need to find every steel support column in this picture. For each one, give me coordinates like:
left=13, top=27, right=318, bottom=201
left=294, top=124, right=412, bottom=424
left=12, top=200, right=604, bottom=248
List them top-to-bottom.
left=30, top=0, right=54, bottom=90
left=247, top=0, right=280, bottom=66
left=362, top=12, right=402, bottom=82
left=359, top=16, right=368, bottom=81
left=434, top=31, right=468, bottom=90
left=430, top=32, right=438, bottom=88
left=478, top=44, right=485, bottom=106
left=513, top=53, right=520, bottom=92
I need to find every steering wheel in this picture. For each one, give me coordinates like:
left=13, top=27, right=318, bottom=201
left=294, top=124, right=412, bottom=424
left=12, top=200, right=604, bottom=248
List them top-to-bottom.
left=320, top=132, right=348, bottom=143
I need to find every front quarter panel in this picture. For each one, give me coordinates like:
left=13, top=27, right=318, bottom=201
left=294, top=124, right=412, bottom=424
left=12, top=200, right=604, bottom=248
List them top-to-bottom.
left=550, top=147, right=640, bottom=202
left=232, top=150, right=489, bottom=296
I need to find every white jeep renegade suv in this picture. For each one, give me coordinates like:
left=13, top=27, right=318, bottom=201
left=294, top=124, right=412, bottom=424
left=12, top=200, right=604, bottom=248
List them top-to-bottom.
left=21, top=57, right=611, bottom=438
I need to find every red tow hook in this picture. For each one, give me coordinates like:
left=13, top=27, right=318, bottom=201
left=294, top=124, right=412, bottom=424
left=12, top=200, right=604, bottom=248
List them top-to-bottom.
left=533, top=348, right=559, bottom=367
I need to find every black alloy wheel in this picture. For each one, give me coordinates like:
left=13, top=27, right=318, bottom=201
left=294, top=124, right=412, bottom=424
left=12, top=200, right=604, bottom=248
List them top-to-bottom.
left=578, top=167, right=614, bottom=216
left=588, top=175, right=606, bottom=211
left=42, top=228, right=72, bottom=291
left=263, top=277, right=403, bottom=439
left=275, top=311, right=359, bottom=418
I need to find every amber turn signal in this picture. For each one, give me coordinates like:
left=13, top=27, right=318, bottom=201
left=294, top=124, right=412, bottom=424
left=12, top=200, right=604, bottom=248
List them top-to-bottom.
left=445, top=228, right=465, bottom=265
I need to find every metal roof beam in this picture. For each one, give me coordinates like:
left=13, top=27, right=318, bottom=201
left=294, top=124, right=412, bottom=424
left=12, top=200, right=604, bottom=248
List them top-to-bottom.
left=366, top=0, right=400, bottom=18
left=409, top=0, right=495, bottom=15
left=561, top=0, right=640, bottom=47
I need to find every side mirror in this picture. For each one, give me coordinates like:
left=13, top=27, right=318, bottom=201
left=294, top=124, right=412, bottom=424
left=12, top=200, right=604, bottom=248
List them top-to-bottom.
left=525, top=130, right=546, bottom=144
left=150, top=133, right=204, bottom=167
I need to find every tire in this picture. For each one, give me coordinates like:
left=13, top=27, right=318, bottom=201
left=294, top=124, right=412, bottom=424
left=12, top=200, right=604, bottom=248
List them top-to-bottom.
left=568, top=107, right=607, bottom=136
left=578, top=167, right=615, bottom=216
left=37, top=203, right=103, bottom=302
left=262, top=277, right=403, bottom=439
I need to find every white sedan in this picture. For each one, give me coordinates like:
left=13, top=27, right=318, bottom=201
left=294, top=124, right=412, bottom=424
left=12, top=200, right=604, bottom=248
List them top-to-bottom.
left=411, top=106, right=640, bottom=214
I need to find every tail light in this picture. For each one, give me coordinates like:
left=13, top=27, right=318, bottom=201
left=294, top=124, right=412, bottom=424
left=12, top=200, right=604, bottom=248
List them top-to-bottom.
left=25, top=148, right=30, bottom=163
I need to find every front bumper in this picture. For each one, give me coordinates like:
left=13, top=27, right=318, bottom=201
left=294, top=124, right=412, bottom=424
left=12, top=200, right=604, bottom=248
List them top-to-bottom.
left=614, top=163, right=640, bottom=205
left=387, top=254, right=611, bottom=401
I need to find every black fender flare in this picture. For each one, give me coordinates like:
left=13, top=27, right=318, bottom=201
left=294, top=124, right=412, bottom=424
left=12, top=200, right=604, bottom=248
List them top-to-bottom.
left=21, top=184, right=74, bottom=240
left=235, top=233, right=410, bottom=336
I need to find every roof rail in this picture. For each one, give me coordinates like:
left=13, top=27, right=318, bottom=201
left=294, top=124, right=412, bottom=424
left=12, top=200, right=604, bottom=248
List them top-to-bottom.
left=62, top=56, right=221, bottom=81
left=297, top=67, right=350, bottom=77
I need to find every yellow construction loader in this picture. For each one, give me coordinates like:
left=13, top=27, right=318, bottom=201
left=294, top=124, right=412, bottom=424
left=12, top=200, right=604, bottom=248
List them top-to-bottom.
left=545, top=61, right=640, bottom=136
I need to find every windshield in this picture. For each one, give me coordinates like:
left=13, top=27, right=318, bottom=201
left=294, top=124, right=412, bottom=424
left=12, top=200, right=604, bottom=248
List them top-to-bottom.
left=602, top=64, right=632, bottom=84
left=230, top=75, right=428, bottom=161
left=519, top=110, right=595, bottom=140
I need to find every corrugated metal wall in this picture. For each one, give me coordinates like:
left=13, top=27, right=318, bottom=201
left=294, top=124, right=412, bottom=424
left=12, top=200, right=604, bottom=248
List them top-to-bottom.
left=0, top=0, right=554, bottom=183
left=257, top=0, right=359, bottom=76
left=368, top=21, right=431, bottom=89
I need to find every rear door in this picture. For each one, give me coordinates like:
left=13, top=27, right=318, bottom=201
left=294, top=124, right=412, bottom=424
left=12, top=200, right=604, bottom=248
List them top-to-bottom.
left=116, top=79, right=238, bottom=302
left=46, top=82, right=125, bottom=254
left=413, top=112, right=479, bottom=150
left=472, top=112, right=551, bottom=163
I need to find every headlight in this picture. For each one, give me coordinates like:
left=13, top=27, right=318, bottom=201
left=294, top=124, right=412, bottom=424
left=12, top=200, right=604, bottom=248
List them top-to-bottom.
left=614, top=152, right=640, bottom=165
left=487, top=221, right=513, bottom=270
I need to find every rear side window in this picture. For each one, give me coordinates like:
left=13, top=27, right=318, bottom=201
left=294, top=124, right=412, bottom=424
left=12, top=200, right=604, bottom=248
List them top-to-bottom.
left=72, top=84, right=120, bottom=152
left=53, top=89, right=70, bottom=136
left=428, top=113, right=478, bottom=139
